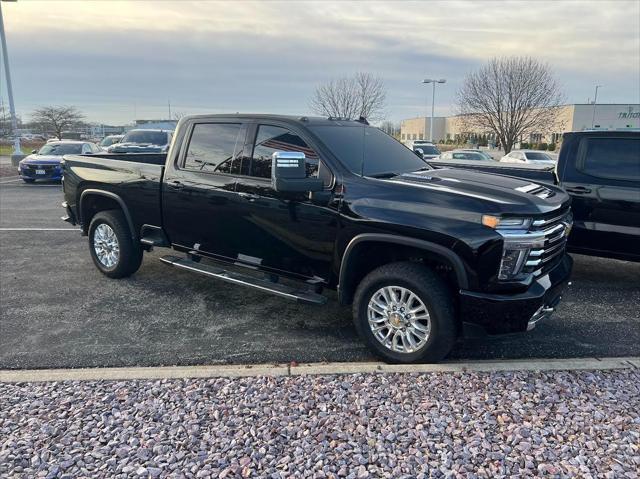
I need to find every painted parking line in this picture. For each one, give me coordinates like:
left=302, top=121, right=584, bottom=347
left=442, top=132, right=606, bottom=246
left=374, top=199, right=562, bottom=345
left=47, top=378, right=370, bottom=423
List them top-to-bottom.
left=0, top=228, right=79, bottom=231
left=0, top=357, right=637, bottom=383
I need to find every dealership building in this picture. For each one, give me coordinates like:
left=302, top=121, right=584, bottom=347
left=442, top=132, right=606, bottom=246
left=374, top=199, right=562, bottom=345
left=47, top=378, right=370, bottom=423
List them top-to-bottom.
left=400, top=103, right=640, bottom=145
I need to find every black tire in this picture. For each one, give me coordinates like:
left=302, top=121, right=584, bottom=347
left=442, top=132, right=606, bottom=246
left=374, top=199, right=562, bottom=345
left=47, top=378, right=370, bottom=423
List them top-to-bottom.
left=22, top=178, right=35, bottom=183
left=88, top=210, right=143, bottom=278
left=353, top=261, right=457, bottom=364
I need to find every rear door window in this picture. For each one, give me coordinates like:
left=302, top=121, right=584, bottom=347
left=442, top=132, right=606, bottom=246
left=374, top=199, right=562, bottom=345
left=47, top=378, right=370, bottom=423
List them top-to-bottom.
left=183, top=123, right=245, bottom=174
left=578, top=137, right=640, bottom=181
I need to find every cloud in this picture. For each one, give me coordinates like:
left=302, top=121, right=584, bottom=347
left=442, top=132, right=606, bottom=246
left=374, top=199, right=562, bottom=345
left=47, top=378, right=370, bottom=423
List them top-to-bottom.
left=2, top=0, right=638, bottom=124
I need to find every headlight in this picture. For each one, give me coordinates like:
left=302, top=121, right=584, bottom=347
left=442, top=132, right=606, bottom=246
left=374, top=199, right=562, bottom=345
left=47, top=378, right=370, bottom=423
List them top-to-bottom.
left=482, top=215, right=532, bottom=230
left=498, top=249, right=528, bottom=280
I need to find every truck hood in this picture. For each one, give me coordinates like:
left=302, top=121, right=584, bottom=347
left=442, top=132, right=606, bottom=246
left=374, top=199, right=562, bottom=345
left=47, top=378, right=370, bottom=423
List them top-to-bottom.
left=382, top=167, right=570, bottom=215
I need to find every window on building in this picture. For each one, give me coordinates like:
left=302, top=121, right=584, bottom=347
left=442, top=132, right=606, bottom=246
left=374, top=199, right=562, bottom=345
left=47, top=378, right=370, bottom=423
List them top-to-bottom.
left=401, top=133, right=405, bottom=140
left=419, top=133, right=424, bottom=140
left=412, top=134, right=417, bottom=140
left=579, top=137, right=640, bottom=181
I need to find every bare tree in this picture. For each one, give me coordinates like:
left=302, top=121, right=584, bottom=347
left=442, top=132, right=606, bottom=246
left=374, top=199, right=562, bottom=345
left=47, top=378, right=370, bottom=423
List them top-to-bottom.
left=456, top=57, right=564, bottom=153
left=310, top=72, right=387, bottom=122
left=31, top=105, right=85, bottom=139
left=172, top=111, right=188, bottom=121
left=379, top=120, right=400, bottom=138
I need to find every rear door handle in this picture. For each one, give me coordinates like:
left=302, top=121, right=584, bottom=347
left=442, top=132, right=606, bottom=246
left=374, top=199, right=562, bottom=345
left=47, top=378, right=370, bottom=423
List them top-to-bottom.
left=169, top=180, right=184, bottom=189
left=565, top=186, right=591, bottom=194
left=238, top=192, right=260, bottom=201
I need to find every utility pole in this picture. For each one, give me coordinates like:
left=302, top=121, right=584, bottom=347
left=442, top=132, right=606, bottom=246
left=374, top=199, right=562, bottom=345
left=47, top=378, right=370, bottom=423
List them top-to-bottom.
left=0, top=0, right=21, bottom=157
left=422, top=78, right=446, bottom=142
left=591, top=85, right=602, bottom=128
left=168, top=99, right=172, bottom=120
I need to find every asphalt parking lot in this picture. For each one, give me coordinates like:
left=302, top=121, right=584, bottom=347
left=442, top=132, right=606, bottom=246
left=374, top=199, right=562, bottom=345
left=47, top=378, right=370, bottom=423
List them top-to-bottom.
left=1, top=178, right=639, bottom=369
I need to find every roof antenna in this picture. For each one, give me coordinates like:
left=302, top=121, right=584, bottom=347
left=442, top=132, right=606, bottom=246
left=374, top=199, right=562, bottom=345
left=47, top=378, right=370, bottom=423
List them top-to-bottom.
left=357, top=116, right=369, bottom=125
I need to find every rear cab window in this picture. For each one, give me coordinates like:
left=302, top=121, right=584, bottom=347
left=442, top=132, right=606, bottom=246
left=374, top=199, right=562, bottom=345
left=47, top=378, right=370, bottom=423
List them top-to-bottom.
left=183, top=123, right=246, bottom=174
left=578, top=137, right=640, bottom=181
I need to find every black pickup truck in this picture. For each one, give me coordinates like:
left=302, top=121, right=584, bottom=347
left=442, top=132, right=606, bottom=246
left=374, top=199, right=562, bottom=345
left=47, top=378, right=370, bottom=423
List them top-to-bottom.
left=61, top=114, right=573, bottom=363
left=427, top=131, right=640, bottom=262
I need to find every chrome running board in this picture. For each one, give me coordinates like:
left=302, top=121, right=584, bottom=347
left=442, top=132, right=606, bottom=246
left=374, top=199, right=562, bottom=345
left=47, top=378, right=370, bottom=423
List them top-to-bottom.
left=160, top=255, right=327, bottom=305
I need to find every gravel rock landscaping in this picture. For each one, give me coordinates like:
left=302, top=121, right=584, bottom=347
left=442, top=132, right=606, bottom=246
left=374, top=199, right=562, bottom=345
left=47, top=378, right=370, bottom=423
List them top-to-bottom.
left=1, top=369, right=639, bottom=478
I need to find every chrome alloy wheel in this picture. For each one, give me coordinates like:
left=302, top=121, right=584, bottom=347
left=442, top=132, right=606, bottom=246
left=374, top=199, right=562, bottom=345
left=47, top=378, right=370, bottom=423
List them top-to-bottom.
left=93, top=223, right=120, bottom=268
left=367, top=286, right=431, bottom=354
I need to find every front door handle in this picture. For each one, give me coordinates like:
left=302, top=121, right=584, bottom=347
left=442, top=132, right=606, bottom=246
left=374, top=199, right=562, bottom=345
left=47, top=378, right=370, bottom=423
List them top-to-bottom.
left=169, top=180, right=184, bottom=189
left=565, top=186, right=592, bottom=194
left=238, top=192, right=260, bottom=201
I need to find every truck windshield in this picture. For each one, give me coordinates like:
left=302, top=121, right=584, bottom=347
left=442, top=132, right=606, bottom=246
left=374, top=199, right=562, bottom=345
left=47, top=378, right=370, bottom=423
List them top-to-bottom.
left=309, top=125, right=428, bottom=177
left=122, top=131, right=168, bottom=145
left=100, top=136, right=121, bottom=147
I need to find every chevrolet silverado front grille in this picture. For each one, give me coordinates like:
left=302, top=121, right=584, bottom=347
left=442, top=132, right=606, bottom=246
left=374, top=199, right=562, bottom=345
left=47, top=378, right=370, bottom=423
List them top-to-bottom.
left=523, top=208, right=572, bottom=275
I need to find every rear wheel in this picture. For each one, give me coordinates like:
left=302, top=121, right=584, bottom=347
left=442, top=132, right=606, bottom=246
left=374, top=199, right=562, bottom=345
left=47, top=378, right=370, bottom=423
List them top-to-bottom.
left=88, top=210, right=142, bottom=278
left=353, top=261, right=456, bottom=363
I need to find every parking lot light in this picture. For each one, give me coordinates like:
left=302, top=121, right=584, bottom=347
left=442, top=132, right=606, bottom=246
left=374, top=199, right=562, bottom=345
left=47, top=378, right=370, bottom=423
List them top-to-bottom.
left=0, top=0, right=21, bottom=156
left=422, top=78, right=446, bottom=142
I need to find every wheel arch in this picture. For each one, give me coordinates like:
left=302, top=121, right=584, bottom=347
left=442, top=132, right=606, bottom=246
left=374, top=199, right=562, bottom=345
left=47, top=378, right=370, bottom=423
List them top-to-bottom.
left=79, top=189, right=136, bottom=240
left=338, top=233, right=468, bottom=305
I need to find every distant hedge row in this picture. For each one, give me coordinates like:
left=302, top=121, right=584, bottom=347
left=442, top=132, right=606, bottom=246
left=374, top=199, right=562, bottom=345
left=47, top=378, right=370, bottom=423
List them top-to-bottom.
left=519, top=142, right=556, bottom=151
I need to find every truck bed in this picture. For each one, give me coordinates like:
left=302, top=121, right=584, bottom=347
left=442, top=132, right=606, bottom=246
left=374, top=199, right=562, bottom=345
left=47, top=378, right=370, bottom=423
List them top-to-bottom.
left=62, top=153, right=165, bottom=234
left=426, top=159, right=557, bottom=185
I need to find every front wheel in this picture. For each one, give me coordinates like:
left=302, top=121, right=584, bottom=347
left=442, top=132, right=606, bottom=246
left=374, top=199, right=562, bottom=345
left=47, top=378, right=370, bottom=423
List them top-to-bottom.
left=88, top=210, right=142, bottom=278
left=353, top=262, right=457, bottom=364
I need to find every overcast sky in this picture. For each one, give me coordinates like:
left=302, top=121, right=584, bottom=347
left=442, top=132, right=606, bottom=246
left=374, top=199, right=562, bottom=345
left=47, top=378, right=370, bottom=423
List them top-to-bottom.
left=1, top=0, right=639, bottom=125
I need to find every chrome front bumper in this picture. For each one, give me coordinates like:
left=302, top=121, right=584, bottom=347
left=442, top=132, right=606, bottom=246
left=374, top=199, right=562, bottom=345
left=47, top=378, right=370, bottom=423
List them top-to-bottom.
left=527, top=304, right=557, bottom=331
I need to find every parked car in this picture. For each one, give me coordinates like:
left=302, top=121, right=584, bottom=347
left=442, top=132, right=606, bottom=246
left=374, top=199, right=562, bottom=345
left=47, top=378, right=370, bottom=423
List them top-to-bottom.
left=61, top=114, right=572, bottom=363
left=107, top=129, right=173, bottom=153
left=426, top=131, right=639, bottom=262
left=99, top=135, right=123, bottom=150
left=405, top=139, right=432, bottom=150
left=18, top=141, right=100, bottom=183
left=413, top=143, right=441, bottom=160
left=459, top=149, right=495, bottom=161
left=438, top=150, right=493, bottom=161
left=501, top=150, right=556, bottom=166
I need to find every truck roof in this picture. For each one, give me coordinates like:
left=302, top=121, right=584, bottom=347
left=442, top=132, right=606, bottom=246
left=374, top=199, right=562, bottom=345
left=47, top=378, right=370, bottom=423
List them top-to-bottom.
left=180, top=113, right=368, bottom=127
left=564, top=130, right=639, bottom=138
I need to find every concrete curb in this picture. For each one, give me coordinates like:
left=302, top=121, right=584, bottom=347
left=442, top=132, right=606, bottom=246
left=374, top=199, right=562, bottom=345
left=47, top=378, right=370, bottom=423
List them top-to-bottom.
left=0, top=357, right=638, bottom=383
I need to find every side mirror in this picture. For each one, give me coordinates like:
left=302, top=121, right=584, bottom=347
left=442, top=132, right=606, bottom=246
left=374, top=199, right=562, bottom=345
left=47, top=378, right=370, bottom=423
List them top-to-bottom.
left=414, top=148, right=423, bottom=157
left=32, top=149, right=37, bottom=154
left=271, top=151, right=323, bottom=193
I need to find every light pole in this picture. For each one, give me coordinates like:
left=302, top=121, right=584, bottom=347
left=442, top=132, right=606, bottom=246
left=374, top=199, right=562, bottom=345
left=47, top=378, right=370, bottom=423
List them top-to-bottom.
left=0, top=0, right=21, bottom=157
left=422, top=78, right=446, bottom=142
left=591, top=84, right=602, bottom=128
